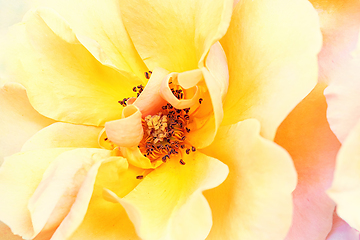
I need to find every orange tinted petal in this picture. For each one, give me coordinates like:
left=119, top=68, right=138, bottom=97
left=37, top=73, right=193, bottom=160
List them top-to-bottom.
left=275, top=83, right=340, bottom=239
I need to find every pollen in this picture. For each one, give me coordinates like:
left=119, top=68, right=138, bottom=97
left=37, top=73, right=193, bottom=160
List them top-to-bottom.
left=122, top=78, right=201, bottom=164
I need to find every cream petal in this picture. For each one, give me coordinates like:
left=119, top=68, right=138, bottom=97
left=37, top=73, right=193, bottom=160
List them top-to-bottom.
left=118, top=0, right=233, bottom=72
left=221, top=0, right=322, bottom=139
left=310, top=0, right=360, bottom=85
left=4, top=7, right=142, bottom=126
left=325, top=33, right=360, bottom=142
left=0, top=82, right=54, bottom=164
left=105, top=105, right=143, bottom=148
left=327, top=118, right=360, bottom=232
left=202, top=119, right=297, bottom=240
left=0, top=148, right=72, bottom=239
left=28, top=149, right=118, bottom=238
left=111, top=152, right=228, bottom=240
left=49, top=153, right=125, bottom=240
left=66, top=161, right=143, bottom=240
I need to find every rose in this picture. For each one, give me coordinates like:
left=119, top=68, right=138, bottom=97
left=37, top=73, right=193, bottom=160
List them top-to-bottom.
left=0, top=0, right=321, bottom=239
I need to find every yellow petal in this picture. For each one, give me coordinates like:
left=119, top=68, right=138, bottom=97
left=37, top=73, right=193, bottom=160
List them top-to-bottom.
left=31, top=0, right=149, bottom=81
left=118, top=0, right=233, bottom=72
left=221, top=0, right=322, bottom=139
left=4, top=7, right=142, bottom=126
left=186, top=42, right=229, bottom=148
left=0, top=82, right=54, bottom=164
left=105, top=105, right=144, bottom=148
left=202, top=119, right=297, bottom=240
left=328, top=119, right=360, bottom=231
left=22, top=122, right=102, bottom=152
left=0, top=148, right=72, bottom=239
left=28, top=148, right=117, bottom=238
left=48, top=152, right=124, bottom=240
left=111, top=152, right=228, bottom=240
left=66, top=158, right=143, bottom=240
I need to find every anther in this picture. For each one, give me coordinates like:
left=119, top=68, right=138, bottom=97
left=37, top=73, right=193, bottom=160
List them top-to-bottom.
left=145, top=72, right=150, bottom=79
left=199, top=98, right=203, bottom=104
left=104, top=138, right=108, bottom=141
left=191, top=146, right=196, bottom=152
left=186, top=149, right=190, bottom=154
left=180, top=159, right=186, bottom=165
left=136, top=175, right=144, bottom=180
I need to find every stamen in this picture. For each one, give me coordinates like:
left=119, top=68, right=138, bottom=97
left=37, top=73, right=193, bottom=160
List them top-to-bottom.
left=123, top=80, right=199, bottom=163
left=136, top=175, right=144, bottom=179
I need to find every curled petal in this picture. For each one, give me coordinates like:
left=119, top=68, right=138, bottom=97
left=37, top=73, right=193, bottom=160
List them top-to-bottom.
left=185, top=43, right=228, bottom=149
left=133, top=67, right=168, bottom=117
left=177, top=69, right=204, bottom=89
left=160, top=73, right=201, bottom=109
left=105, top=105, right=143, bottom=148
left=120, top=147, right=162, bottom=169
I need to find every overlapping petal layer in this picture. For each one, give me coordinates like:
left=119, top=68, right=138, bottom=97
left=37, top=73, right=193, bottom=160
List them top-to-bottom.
left=30, top=0, right=149, bottom=80
left=118, top=0, right=233, bottom=72
left=221, top=0, right=322, bottom=139
left=309, top=0, right=360, bottom=84
left=4, top=7, right=142, bottom=126
left=324, top=33, right=360, bottom=142
left=0, top=82, right=54, bottom=164
left=275, top=83, right=340, bottom=240
left=202, top=119, right=296, bottom=240
left=328, top=119, right=360, bottom=231
left=0, top=148, right=71, bottom=238
left=109, top=152, right=228, bottom=240
left=67, top=160, right=142, bottom=240
left=326, top=212, right=359, bottom=240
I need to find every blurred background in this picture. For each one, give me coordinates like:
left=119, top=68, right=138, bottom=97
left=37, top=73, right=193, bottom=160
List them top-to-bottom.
left=0, top=0, right=32, bottom=35
left=0, top=0, right=33, bottom=82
